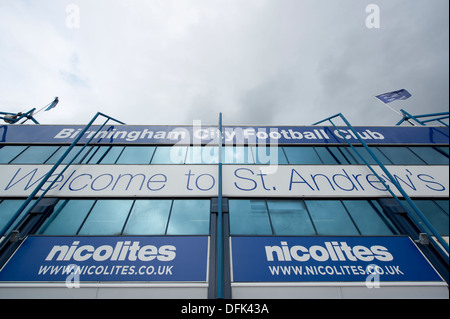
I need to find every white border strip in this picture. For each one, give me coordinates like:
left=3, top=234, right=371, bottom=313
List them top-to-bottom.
left=231, top=281, right=448, bottom=287
left=0, top=282, right=209, bottom=288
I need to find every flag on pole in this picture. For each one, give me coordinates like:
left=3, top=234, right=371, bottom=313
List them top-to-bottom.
left=375, top=89, right=411, bottom=104
left=45, top=97, right=59, bottom=111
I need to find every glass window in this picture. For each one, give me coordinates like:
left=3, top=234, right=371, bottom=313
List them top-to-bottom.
left=0, top=146, right=27, bottom=164
left=11, top=146, right=59, bottom=164
left=46, top=146, right=94, bottom=164
left=83, top=146, right=110, bottom=164
left=99, top=146, right=124, bottom=164
left=116, top=146, right=155, bottom=164
left=151, top=146, right=187, bottom=164
left=185, top=146, right=218, bottom=164
left=338, top=146, right=391, bottom=165
left=353, top=146, right=392, bottom=165
left=438, top=146, right=449, bottom=157
left=223, top=147, right=254, bottom=164
left=252, top=147, right=288, bottom=165
left=284, top=147, right=322, bottom=164
left=314, top=147, right=341, bottom=164
left=327, top=147, right=352, bottom=164
left=377, top=147, right=426, bottom=165
left=409, top=147, right=449, bottom=165
left=0, top=199, right=26, bottom=234
left=166, top=199, right=210, bottom=235
left=229, top=199, right=272, bottom=235
left=435, top=199, right=449, bottom=215
left=39, top=200, right=95, bottom=235
left=78, top=200, right=133, bottom=235
left=122, top=200, right=172, bottom=235
left=267, top=200, right=315, bottom=235
left=305, top=200, right=359, bottom=235
left=342, top=200, right=395, bottom=235
left=402, top=200, right=449, bottom=236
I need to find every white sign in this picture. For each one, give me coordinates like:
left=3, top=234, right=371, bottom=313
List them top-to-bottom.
left=0, top=165, right=448, bottom=198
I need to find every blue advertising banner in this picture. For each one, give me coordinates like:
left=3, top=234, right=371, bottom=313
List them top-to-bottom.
left=1, top=124, right=448, bottom=145
left=0, top=236, right=209, bottom=282
left=231, top=236, right=444, bottom=283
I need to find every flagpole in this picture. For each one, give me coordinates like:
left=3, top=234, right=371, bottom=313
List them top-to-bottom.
left=372, top=94, right=416, bottom=126
left=372, top=94, right=401, bottom=115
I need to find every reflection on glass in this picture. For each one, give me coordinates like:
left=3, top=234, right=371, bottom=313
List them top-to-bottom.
left=0, top=146, right=27, bottom=164
left=11, top=146, right=59, bottom=164
left=116, top=146, right=155, bottom=164
left=151, top=146, right=187, bottom=164
left=185, top=146, right=218, bottom=164
left=284, top=147, right=322, bottom=164
left=229, top=199, right=271, bottom=235
left=39, top=200, right=95, bottom=235
left=78, top=200, right=133, bottom=235
left=123, top=200, right=172, bottom=235
left=166, top=200, right=210, bottom=235
left=267, top=200, right=315, bottom=235
left=305, top=200, right=359, bottom=235
left=342, top=200, right=394, bottom=235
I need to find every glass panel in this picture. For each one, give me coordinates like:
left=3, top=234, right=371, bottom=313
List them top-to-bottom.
left=45, top=145, right=93, bottom=164
left=0, top=146, right=27, bottom=164
left=11, top=146, right=59, bottom=164
left=84, top=146, right=110, bottom=164
left=99, top=146, right=124, bottom=164
left=116, top=146, right=155, bottom=164
left=151, top=146, right=187, bottom=164
left=185, top=146, right=218, bottom=164
left=338, top=146, right=391, bottom=165
left=355, top=146, right=392, bottom=165
left=438, top=146, right=449, bottom=156
left=223, top=147, right=254, bottom=164
left=252, top=147, right=288, bottom=165
left=283, top=147, right=322, bottom=164
left=314, top=147, right=340, bottom=164
left=328, top=147, right=351, bottom=164
left=339, top=147, right=359, bottom=164
left=377, top=147, right=426, bottom=165
left=409, top=147, right=449, bottom=165
left=166, top=199, right=210, bottom=235
left=229, top=199, right=272, bottom=235
left=435, top=199, right=449, bottom=216
left=0, top=200, right=26, bottom=233
left=39, top=200, right=95, bottom=235
left=78, top=200, right=133, bottom=235
left=122, top=200, right=172, bottom=235
left=267, top=200, right=315, bottom=235
left=305, top=200, right=359, bottom=235
left=342, top=200, right=394, bottom=235
left=402, top=200, right=449, bottom=236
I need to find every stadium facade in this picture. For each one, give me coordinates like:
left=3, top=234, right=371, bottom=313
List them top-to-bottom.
left=0, top=116, right=448, bottom=299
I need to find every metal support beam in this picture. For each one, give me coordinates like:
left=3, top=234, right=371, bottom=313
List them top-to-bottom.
left=396, top=109, right=449, bottom=127
left=0, top=112, right=125, bottom=237
left=217, top=112, right=224, bottom=299
left=313, top=113, right=449, bottom=262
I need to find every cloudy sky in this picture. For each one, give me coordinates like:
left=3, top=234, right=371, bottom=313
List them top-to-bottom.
left=0, top=0, right=448, bottom=126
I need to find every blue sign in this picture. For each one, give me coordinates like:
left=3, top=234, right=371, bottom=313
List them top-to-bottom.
left=1, top=124, right=448, bottom=145
left=0, top=236, right=209, bottom=282
left=231, top=236, right=444, bottom=283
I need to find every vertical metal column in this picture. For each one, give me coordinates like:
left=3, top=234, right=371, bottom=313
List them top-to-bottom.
left=217, top=112, right=224, bottom=299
